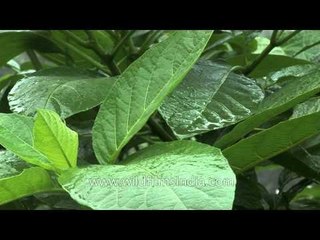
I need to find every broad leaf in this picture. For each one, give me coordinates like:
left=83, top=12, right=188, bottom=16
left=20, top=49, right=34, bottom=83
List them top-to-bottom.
left=93, top=30, right=213, bottom=164
left=0, top=31, right=60, bottom=67
left=159, top=61, right=264, bottom=138
left=8, top=67, right=116, bottom=119
left=215, top=69, right=320, bottom=149
left=33, top=109, right=78, bottom=171
left=222, top=111, right=320, bottom=173
left=0, top=113, right=53, bottom=170
left=59, top=140, right=236, bottom=210
left=0, top=151, right=29, bottom=179
left=0, top=167, right=57, bottom=205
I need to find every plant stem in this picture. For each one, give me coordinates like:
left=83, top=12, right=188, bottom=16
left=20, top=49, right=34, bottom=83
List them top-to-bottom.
left=138, top=30, right=164, bottom=55
left=242, top=30, right=301, bottom=75
left=26, top=50, right=42, bottom=70
left=147, top=115, right=175, bottom=141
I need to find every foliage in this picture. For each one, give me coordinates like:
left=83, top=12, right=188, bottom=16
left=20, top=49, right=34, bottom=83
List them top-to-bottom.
left=1, top=30, right=320, bottom=210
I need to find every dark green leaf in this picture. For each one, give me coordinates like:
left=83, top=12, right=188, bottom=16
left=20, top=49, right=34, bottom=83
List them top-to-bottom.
left=159, top=60, right=264, bottom=138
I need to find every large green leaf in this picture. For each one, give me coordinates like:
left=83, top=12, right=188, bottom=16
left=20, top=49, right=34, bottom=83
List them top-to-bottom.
left=92, top=30, right=213, bottom=164
left=0, top=31, right=60, bottom=67
left=159, top=61, right=264, bottom=138
left=8, top=67, right=116, bottom=119
left=215, top=69, right=320, bottom=149
left=33, top=109, right=78, bottom=171
left=222, top=111, right=320, bottom=174
left=0, top=113, right=53, bottom=170
left=59, top=140, right=236, bottom=210
left=0, top=151, right=29, bottom=179
left=0, top=167, right=57, bottom=205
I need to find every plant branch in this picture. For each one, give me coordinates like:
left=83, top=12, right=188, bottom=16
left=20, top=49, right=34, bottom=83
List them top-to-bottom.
left=138, top=30, right=164, bottom=55
left=241, top=30, right=301, bottom=75
left=26, top=50, right=42, bottom=70
left=147, top=115, right=176, bottom=141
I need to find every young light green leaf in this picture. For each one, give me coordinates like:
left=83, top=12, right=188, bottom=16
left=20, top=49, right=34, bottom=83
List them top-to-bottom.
left=92, top=30, right=213, bottom=164
left=159, top=60, right=264, bottom=138
left=8, top=67, right=116, bottom=119
left=215, top=69, right=320, bottom=149
left=33, top=109, right=78, bottom=170
left=222, top=111, right=320, bottom=174
left=0, top=113, right=53, bottom=170
left=59, top=140, right=236, bottom=210
left=0, top=151, right=29, bottom=179
left=0, top=167, right=58, bottom=205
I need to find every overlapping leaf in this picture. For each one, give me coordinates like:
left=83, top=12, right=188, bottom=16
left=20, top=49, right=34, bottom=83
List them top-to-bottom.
left=92, top=30, right=213, bottom=164
left=159, top=61, right=264, bottom=138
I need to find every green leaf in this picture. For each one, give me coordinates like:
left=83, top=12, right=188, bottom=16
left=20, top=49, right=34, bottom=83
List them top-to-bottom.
left=92, top=30, right=213, bottom=164
left=282, top=30, right=320, bottom=62
left=0, top=31, right=60, bottom=67
left=226, top=54, right=310, bottom=78
left=159, top=60, right=264, bottom=138
left=8, top=67, right=116, bottom=119
left=215, top=69, right=320, bottom=149
left=291, top=97, right=320, bottom=119
left=33, top=109, right=78, bottom=170
left=222, top=111, right=320, bottom=174
left=0, top=113, right=53, bottom=170
left=59, top=140, right=236, bottom=210
left=0, top=151, right=29, bottom=179
left=0, top=167, right=57, bottom=205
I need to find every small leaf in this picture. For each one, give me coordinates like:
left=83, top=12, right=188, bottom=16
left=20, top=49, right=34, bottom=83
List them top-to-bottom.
left=93, top=30, right=213, bottom=164
left=159, top=60, right=264, bottom=138
left=8, top=67, right=116, bottom=119
left=33, top=109, right=78, bottom=170
left=0, top=113, right=53, bottom=170
left=59, top=140, right=236, bottom=210
left=0, top=167, right=57, bottom=205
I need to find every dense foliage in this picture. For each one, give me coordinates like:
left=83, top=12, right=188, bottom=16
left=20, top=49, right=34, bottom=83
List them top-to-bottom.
left=1, top=30, right=320, bottom=210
